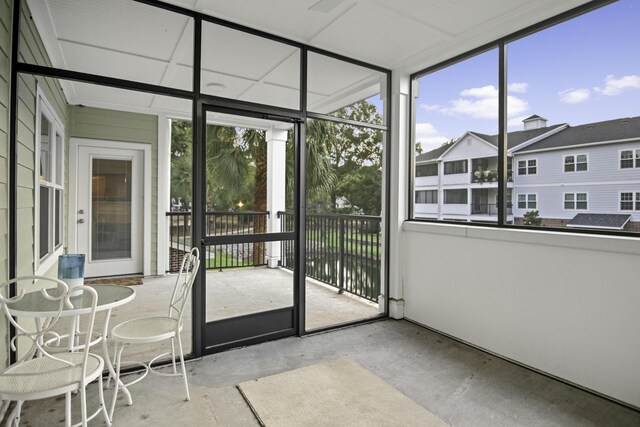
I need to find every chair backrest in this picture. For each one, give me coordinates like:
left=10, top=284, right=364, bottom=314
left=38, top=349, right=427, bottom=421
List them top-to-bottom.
left=168, top=247, right=200, bottom=324
left=0, top=276, right=98, bottom=381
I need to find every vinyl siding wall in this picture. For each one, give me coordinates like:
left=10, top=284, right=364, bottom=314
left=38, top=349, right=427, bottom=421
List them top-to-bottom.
left=0, top=0, right=11, bottom=368
left=17, top=1, right=67, bottom=278
left=68, top=106, right=159, bottom=274
left=513, top=141, right=640, bottom=220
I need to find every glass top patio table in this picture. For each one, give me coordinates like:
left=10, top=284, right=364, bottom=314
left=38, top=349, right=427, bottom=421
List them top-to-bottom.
left=8, top=284, right=135, bottom=317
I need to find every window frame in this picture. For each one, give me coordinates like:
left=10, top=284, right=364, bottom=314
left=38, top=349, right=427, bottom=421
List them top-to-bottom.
left=407, top=0, right=640, bottom=238
left=35, top=87, right=65, bottom=274
left=619, top=148, right=640, bottom=170
left=564, top=153, right=588, bottom=173
left=517, top=158, right=537, bottom=176
left=443, top=159, right=468, bottom=175
left=416, top=162, right=438, bottom=177
left=444, top=188, right=468, bottom=205
left=415, top=189, right=438, bottom=204
left=619, top=191, right=640, bottom=211
left=563, top=192, right=588, bottom=211
left=517, top=193, right=537, bottom=210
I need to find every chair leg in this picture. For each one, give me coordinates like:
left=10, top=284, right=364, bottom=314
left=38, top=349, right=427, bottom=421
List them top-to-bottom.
left=176, top=333, right=190, bottom=401
left=170, top=338, right=177, bottom=374
left=109, top=342, right=125, bottom=421
left=97, top=375, right=112, bottom=426
left=80, top=383, right=88, bottom=427
left=65, top=392, right=71, bottom=427
left=0, top=401, right=10, bottom=421
left=7, top=401, right=22, bottom=427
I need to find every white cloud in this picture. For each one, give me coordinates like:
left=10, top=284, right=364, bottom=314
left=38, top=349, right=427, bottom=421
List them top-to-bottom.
left=594, top=74, right=640, bottom=96
left=508, top=82, right=528, bottom=93
left=438, top=85, right=529, bottom=120
left=460, top=85, right=497, bottom=99
left=558, top=88, right=590, bottom=104
left=507, top=115, right=529, bottom=128
left=415, top=122, right=449, bottom=153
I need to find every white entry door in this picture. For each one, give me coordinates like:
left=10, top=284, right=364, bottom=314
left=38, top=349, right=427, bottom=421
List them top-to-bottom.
left=74, top=144, right=144, bottom=277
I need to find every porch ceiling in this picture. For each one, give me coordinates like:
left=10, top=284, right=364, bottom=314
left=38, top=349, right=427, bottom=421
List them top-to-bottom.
left=26, top=0, right=591, bottom=116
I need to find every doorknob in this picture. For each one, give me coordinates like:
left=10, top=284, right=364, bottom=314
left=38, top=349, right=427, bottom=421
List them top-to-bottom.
left=78, top=209, right=84, bottom=214
left=77, top=219, right=85, bottom=224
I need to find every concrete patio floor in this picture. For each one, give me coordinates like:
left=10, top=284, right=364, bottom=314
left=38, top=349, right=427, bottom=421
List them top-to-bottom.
left=97, top=266, right=379, bottom=364
left=14, top=320, right=640, bottom=426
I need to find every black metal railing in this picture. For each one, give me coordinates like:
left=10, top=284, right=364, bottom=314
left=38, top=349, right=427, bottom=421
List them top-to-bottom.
left=470, top=203, right=513, bottom=215
left=167, top=211, right=269, bottom=272
left=278, top=211, right=381, bottom=302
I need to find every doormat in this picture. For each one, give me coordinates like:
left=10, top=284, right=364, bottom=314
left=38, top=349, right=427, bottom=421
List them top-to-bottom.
left=84, top=276, right=144, bottom=286
left=237, top=357, right=449, bottom=427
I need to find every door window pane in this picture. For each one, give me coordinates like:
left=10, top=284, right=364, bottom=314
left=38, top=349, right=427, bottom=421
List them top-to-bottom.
left=91, top=159, right=132, bottom=260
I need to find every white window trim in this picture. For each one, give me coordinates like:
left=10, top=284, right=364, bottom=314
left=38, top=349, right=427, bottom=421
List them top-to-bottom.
left=35, top=86, right=65, bottom=275
left=618, top=148, right=640, bottom=170
left=563, top=153, right=588, bottom=173
left=517, top=158, right=537, bottom=175
left=618, top=190, right=640, bottom=212
left=563, top=192, right=588, bottom=211
left=517, top=193, right=537, bottom=210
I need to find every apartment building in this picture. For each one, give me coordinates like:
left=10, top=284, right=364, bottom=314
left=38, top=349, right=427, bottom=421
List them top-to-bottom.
left=414, top=115, right=640, bottom=231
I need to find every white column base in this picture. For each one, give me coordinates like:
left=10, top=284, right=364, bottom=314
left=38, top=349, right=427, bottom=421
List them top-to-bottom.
left=388, top=298, right=405, bottom=319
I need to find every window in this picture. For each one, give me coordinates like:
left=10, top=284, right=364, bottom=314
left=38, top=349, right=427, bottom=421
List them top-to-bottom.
left=36, top=89, right=64, bottom=266
left=620, top=149, right=640, bottom=169
left=564, top=154, right=588, bottom=172
left=517, top=159, right=537, bottom=175
left=444, top=160, right=468, bottom=175
left=416, top=163, right=438, bottom=177
left=444, top=189, right=467, bottom=204
left=415, top=190, right=437, bottom=204
left=620, top=192, right=640, bottom=211
left=564, top=193, right=587, bottom=210
left=517, top=194, right=537, bottom=209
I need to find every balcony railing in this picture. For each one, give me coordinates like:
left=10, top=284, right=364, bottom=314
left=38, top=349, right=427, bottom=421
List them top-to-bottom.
left=470, top=203, right=513, bottom=215
left=167, top=210, right=382, bottom=303
left=167, top=211, right=269, bottom=271
left=278, top=211, right=381, bottom=303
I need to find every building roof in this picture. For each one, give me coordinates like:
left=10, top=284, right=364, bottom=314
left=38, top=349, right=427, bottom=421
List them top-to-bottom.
left=523, top=114, right=548, bottom=122
left=416, top=116, right=640, bottom=162
left=516, top=116, right=640, bottom=152
left=416, top=124, right=565, bottom=162
left=415, top=143, right=453, bottom=162
left=567, top=213, right=631, bottom=230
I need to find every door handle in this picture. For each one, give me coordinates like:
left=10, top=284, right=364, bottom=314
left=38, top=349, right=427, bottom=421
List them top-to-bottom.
left=77, top=219, right=85, bottom=224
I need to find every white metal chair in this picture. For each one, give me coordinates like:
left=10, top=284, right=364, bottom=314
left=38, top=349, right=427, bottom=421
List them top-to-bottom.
left=109, top=247, right=199, bottom=416
left=0, top=276, right=111, bottom=427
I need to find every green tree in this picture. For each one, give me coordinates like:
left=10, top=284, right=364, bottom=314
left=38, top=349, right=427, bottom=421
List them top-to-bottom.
left=523, top=210, right=543, bottom=226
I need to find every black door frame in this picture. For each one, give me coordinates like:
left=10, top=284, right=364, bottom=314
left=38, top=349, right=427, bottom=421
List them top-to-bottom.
left=195, top=104, right=305, bottom=355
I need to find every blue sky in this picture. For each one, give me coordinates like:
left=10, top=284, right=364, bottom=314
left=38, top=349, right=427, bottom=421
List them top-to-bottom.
left=414, top=0, right=640, bottom=153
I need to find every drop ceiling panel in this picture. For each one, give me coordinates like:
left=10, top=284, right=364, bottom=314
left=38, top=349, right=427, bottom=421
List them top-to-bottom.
left=47, top=0, right=191, bottom=62
left=196, top=0, right=355, bottom=43
left=375, top=0, right=531, bottom=37
left=309, top=2, right=447, bottom=68
left=201, top=21, right=299, bottom=81
left=60, top=41, right=169, bottom=87
left=262, top=54, right=300, bottom=91
left=200, top=68, right=255, bottom=99
left=70, top=82, right=156, bottom=109
left=240, top=83, right=300, bottom=110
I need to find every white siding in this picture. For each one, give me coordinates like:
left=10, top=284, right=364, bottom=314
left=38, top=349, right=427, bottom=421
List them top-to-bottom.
left=514, top=142, right=640, bottom=220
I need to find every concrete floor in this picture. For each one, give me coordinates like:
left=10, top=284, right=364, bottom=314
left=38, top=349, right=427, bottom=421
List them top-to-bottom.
left=56, top=267, right=378, bottom=367
left=15, top=320, right=640, bottom=426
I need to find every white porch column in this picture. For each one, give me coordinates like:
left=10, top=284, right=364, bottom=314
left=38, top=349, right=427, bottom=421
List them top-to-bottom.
left=388, top=71, right=411, bottom=319
left=266, top=128, right=288, bottom=268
